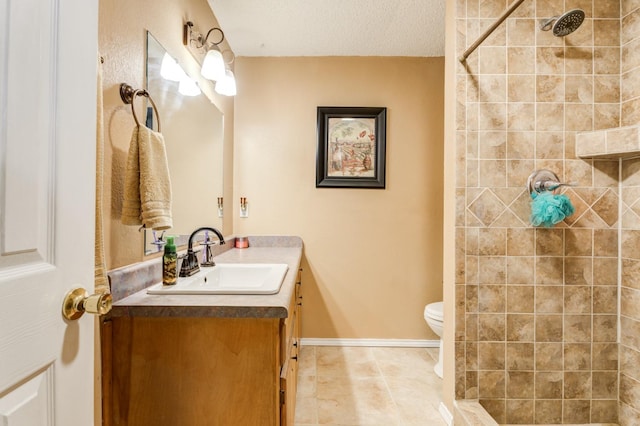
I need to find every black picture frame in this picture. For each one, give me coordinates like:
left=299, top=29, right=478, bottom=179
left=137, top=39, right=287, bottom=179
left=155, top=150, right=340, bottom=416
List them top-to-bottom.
left=316, top=106, right=387, bottom=189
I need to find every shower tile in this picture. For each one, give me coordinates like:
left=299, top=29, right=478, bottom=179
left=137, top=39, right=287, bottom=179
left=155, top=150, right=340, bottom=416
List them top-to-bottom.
left=594, top=0, right=620, bottom=19
left=621, top=0, right=640, bottom=18
left=622, top=8, right=640, bottom=44
left=507, top=18, right=535, bottom=46
left=594, top=19, right=621, bottom=46
left=622, top=37, right=640, bottom=73
left=478, top=46, right=507, bottom=74
left=507, top=47, right=535, bottom=74
left=565, top=47, right=595, bottom=75
left=595, top=47, right=621, bottom=75
left=622, top=68, right=640, bottom=101
left=478, top=75, right=507, bottom=103
left=507, top=75, right=535, bottom=102
left=537, top=75, right=565, bottom=102
left=565, top=75, right=594, bottom=103
left=594, top=75, right=621, bottom=102
left=622, top=98, right=640, bottom=126
left=536, top=102, right=565, bottom=131
left=479, top=103, right=507, bottom=131
left=507, top=103, right=536, bottom=130
left=566, top=103, right=594, bottom=131
left=594, top=103, right=622, bottom=129
left=478, top=131, right=506, bottom=159
left=506, top=131, right=535, bottom=159
left=535, top=131, right=565, bottom=159
left=565, top=131, right=578, bottom=159
left=479, top=159, right=507, bottom=186
left=507, top=159, right=535, bottom=188
left=568, top=159, right=596, bottom=186
left=593, top=160, right=620, bottom=187
left=468, top=189, right=505, bottom=226
left=478, top=228, right=506, bottom=255
left=506, top=228, right=534, bottom=255
left=535, top=228, right=564, bottom=256
left=565, top=229, right=593, bottom=256
left=622, top=230, right=640, bottom=259
left=478, top=256, right=506, bottom=284
left=506, top=257, right=534, bottom=284
left=535, top=257, right=564, bottom=285
left=564, top=257, right=593, bottom=286
left=622, top=258, right=640, bottom=290
left=466, top=285, right=479, bottom=312
left=478, top=285, right=506, bottom=313
left=506, top=285, right=534, bottom=313
left=535, top=286, right=564, bottom=313
left=564, top=286, right=592, bottom=313
left=593, top=286, right=618, bottom=313
left=621, top=287, right=640, bottom=320
left=478, top=313, right=506, bottom=341
left=506, top=314, right=535, bottom=341
left=535, top=314, right=564, bottom=342
left=564, top=314, right=593, bottom=342
left=593, top=314, right=618, bottom=342
left=478, top=342, right=505, bottom=369
left=506, top=342, right=534, bottom=371
left=536, top=342, right=564, bottom=370
left=592, top=342, right=618, bottom=370
left=564, top=343, right=592, bottom=370
left=620, top=344, right=640, bottom=381
left=478, top=371, right=506, bottom=398
left=506, top=371, right=534, bottom=398
left=535, top=371, right=564, bottom=398
left=564, top=371, right=592, bottom=399
left=592, top=371, right=618, bottom=399
left=620, top=374, right=640, bottom=411
left=479, top=398, right=506, bottom=424
left=505, top=399, right=534, bottom=424
left=535, top=399, right=562, bottom=424
left=591, top=399, right=619, bottom=423
left=563, top=400, right=591, bottom=423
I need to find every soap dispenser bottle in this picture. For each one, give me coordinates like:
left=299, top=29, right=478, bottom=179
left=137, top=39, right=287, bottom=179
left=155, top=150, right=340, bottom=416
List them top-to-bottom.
left=163, top=236, right=177, bottom=285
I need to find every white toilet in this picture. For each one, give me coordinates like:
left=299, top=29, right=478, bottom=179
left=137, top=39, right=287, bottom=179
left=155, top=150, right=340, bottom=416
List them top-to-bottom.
left=424, top=301, right=444, bottom=378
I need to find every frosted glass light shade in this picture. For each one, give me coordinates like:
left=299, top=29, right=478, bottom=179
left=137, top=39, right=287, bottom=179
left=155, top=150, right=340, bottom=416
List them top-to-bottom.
left=201, top=48, right=226, bottom=81
left=160, top=53, right=186, bottom=82
left=215, top=70, right=236, bottom=96
left=178, top=76, right=201, bottom=96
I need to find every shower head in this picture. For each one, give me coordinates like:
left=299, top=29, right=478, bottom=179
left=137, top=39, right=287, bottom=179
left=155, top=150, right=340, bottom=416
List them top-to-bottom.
left=540, top=9, right=585, bottom=37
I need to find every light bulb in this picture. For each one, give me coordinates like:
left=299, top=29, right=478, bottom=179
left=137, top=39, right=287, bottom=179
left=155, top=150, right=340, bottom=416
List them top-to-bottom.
left=201, top=48, right=226, bottom=81
left=160, top=53, right=186, bottom=82
left=215, top=69, right=236, bottom=96
left=178, top=76, right=201, bottom=96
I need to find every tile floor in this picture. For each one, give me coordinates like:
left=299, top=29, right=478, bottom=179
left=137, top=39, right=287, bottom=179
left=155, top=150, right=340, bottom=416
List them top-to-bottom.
left=294, top=346, right=448, bottom=426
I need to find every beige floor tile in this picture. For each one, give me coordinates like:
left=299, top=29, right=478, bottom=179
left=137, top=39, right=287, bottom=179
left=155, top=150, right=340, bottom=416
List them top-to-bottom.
left=299, top=346, right=317, bottom=376
left=316, top=346, right=379, bottom=378
left=371, top=347, right=436, bottom=377
left=297, top=375, right=317, bottom=398
left=316, top=376, right=401, bottom=425
left=384, top=376, right=445, bottom=425
left=294, top=395, right=318, bottom=424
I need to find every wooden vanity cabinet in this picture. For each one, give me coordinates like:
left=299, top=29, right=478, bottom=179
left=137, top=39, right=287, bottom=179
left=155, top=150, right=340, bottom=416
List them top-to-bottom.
left=102, top=270, right=302, bottom=426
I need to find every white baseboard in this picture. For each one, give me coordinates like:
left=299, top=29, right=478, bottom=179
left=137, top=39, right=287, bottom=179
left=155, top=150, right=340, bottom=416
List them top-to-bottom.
left=299, top=338, right=440, bottom=348
left=439, top=402, right=453, bottom=425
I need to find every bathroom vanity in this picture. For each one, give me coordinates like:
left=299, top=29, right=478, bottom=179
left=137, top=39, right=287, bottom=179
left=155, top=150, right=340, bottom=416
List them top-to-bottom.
left=102, top=239, right=302, bottom=426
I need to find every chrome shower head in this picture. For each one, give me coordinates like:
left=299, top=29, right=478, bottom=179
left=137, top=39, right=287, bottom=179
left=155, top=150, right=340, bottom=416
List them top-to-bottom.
left=540, top=9, right=585, bottom=37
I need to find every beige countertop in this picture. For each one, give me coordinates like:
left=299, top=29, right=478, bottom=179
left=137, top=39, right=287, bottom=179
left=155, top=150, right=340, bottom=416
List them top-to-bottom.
left=110, top=245, right=302, bottom=319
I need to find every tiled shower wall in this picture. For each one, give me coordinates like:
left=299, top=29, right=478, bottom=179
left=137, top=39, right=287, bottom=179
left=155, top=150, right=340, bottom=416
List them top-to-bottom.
left=455, top=0, right=622, bottom=423
left=619, top=4, right=640, bottom=425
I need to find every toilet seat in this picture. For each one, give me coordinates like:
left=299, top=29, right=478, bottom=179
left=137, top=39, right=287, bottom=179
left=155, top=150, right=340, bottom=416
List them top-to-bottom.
left=424, top=301, right=443, bottom=322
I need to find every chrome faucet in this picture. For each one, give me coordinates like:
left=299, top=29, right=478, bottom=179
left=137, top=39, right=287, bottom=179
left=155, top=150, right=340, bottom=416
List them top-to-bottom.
left=179, top=227, right=226, bottom=277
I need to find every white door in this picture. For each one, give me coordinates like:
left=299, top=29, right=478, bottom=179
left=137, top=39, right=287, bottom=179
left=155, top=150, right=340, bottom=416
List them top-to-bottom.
left=0, top=0, right=99, bottom=425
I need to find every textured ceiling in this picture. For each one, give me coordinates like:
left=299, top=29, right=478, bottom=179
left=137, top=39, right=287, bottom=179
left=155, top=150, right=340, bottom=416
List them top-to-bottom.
left=207, top=0, right=446, bottom=57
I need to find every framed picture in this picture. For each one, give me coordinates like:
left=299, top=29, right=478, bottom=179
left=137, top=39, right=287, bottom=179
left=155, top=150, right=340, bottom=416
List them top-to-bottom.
left=316, top=106, right=387, bottom=189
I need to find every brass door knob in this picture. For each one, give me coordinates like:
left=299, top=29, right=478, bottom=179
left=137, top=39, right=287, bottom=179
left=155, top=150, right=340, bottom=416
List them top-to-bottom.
left=62, top=287, right=112, bottom=320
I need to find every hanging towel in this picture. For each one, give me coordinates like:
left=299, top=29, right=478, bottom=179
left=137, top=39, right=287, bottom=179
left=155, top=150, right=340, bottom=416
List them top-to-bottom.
left=95, top=54, right=109, bottom=294
left=121, top=125, right=173, bottom=230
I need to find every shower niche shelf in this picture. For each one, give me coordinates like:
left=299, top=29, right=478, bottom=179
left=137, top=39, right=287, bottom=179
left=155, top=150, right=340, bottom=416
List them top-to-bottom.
left=576, top=124, right=640, bottom=159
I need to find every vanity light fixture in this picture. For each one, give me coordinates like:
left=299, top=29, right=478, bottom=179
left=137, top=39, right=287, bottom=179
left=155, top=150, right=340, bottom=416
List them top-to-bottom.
left=183, top=20, right=237, bottom=96
left=184, top=21, right=226, bottom=82
left=160, top=53, right=186, bottom=82
left=178, top=76, right=201, bottom=96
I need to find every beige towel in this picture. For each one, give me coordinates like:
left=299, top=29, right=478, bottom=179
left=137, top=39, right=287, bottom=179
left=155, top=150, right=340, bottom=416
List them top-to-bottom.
left=95, top=54, right=108, bottom=294
left=121, top=125, right=173, bottom=230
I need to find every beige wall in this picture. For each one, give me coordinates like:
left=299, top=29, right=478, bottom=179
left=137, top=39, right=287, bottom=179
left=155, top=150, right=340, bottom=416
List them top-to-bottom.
left=99, top=0, right=234, bottom=270
left=233, top=56, right=445, bottom=339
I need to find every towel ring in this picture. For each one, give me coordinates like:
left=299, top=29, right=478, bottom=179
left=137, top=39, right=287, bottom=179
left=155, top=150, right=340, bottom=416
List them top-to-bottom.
left=119, top=83, right=161, bottom=132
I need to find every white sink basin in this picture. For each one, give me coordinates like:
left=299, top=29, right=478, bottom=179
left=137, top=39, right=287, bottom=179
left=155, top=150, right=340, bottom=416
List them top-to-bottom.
left=147, top=263, right=289, bottom=295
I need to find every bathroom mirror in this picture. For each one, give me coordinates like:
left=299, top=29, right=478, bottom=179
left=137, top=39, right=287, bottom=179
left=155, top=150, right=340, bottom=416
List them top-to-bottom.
left=144, top=32, right=224, bottom=254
